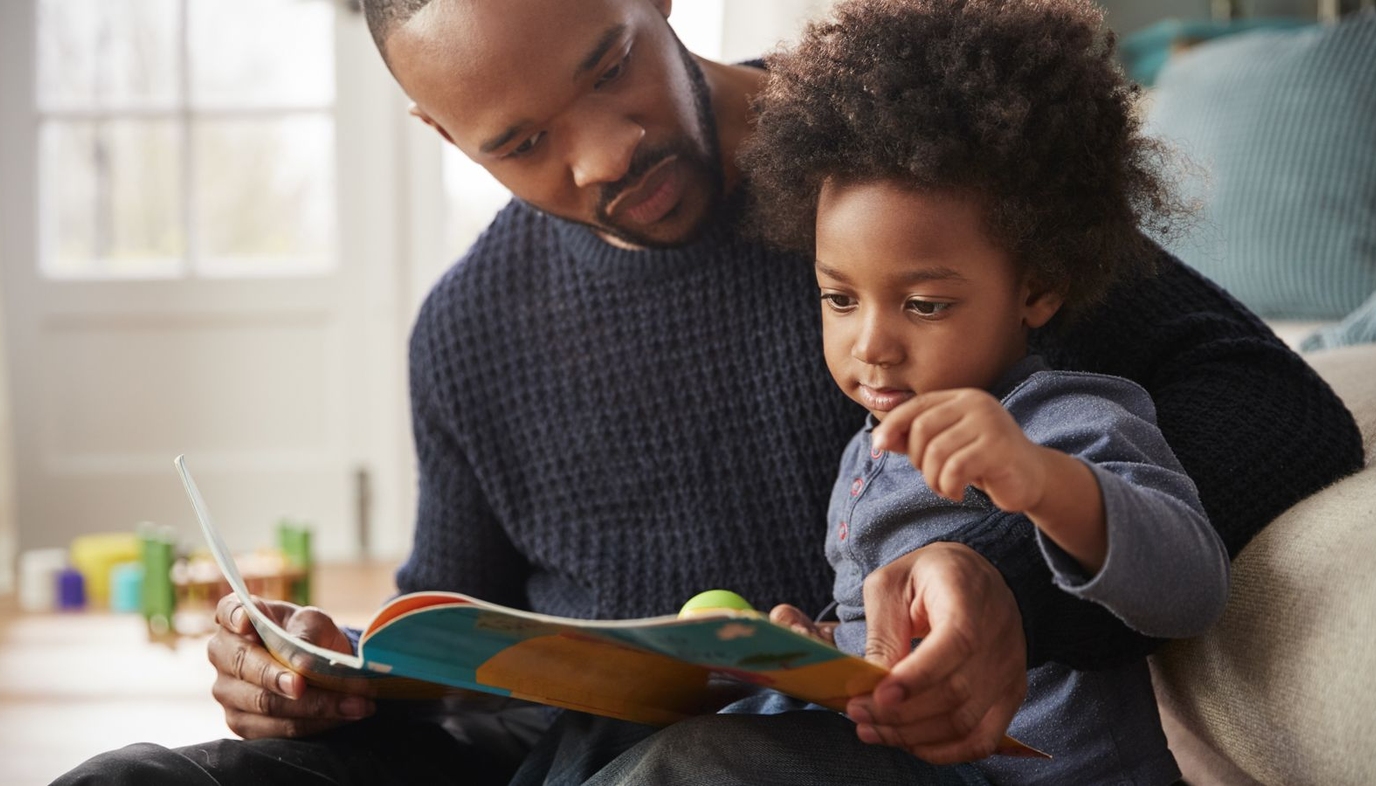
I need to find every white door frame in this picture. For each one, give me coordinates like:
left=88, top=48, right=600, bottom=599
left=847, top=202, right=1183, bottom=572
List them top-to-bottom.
left=0, top=0, right=37, bottom=594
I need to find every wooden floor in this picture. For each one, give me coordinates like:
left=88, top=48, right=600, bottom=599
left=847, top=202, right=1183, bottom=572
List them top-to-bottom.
left=0, top=561, right=399, bottom=785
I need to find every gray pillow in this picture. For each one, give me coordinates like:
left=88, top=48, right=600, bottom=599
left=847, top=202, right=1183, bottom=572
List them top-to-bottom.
left=1144, top=13, right=1376, bottom=322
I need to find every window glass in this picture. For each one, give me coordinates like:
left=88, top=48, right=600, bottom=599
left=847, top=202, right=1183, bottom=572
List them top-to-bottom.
left=35, top=0, right=337, bottom=280
left=37, top=0, right=179, bottom=110
left=189, top=0, right=335, bottom=108
left=193, top=116, right=335, bottom=277
left=40, top=119, right=184, bottom=279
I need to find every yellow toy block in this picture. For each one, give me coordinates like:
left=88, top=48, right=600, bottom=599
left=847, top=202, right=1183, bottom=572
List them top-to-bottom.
left=69, top=532, right=142, bottom=608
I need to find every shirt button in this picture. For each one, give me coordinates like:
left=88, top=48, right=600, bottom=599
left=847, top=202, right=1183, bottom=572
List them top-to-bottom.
left=870, top=446, right=883, bottom=460
left=850, top=477, right=863, bottom=496
left=838, top=521, right=849, bottom=541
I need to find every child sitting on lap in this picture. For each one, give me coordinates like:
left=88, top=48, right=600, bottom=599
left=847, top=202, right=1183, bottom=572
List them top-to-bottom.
left=739, top=0, right=1229, bottom=783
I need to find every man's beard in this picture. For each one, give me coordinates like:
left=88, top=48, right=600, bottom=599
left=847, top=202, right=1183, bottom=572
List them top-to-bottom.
left=572, top=35, right=726, bottom=249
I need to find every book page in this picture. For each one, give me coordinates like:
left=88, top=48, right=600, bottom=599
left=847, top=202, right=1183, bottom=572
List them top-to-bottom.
left=175, top=454, right=465, bottom=698
left=175, top=454, right=1047, bottom=752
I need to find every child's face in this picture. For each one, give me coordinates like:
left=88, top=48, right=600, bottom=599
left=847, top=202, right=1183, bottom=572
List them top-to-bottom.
left=814, top=180, right=1061, bottom=420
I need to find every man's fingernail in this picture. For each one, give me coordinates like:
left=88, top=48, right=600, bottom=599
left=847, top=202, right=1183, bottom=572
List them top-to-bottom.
left=231, top=606, right=246, bottom=627
left=276, top=673, right=295, bottom=695
left=877, top=682, right=906, bottom=706
left=341, top=697, right=372, bottom=718
left=847, top=701, right=872, bottom=724
left=855, top=723, right=880, bottom=744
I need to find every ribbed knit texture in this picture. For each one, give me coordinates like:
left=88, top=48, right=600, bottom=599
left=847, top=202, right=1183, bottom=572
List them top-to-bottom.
left=1146, top=12, right=1376, bottom=321
left=399, top=198, right=1363, bottom=669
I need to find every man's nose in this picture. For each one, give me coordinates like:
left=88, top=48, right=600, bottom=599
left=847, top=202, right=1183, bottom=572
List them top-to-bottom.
left=569, top=114, right=645, bottom=189
left=851, top=312, right=904, bottom=367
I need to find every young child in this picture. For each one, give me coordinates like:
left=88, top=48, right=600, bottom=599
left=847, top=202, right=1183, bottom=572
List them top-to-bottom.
left=738, top=0, right=1229, bottom=783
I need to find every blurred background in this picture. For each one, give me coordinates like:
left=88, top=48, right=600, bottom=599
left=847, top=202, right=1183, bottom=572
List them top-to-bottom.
left=0, top=0, right=1371, bottom=782
left=0, top=0, right=870, bottom=588
left=3, top=0, right=1364, bottom=589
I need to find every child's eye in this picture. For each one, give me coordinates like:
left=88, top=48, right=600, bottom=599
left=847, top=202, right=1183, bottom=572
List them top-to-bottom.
left=595, top=50, right=632, bottom=89
left=504, top=131, right=546, bottom=160
left=820, top=293, right=856, bottom=311
left=906, top=299, right=951, bottom=317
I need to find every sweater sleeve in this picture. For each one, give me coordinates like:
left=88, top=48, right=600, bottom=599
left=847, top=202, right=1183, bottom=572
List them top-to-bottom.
left=996, top=248, right=1365, bottom=669
left=393, top=284, right=531, bottom=606
left=1009, top=373, right=1229, bottom=640
left=1041, top=462, right=1228, bottom=639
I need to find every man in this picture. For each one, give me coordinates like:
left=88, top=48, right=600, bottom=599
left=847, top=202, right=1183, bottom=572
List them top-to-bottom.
left=57, top=0, right=1362, bottom=784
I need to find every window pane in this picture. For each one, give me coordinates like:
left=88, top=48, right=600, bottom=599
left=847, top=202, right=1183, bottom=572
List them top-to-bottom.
left=37, top=0, right=179, bottom=110
left=189, top=0, right=335, bottom=109
left=193, top=116, right=336, bottom=276
left=40, top=120, right=185, bottom=279
left=444, top=148, right=512, bottom=257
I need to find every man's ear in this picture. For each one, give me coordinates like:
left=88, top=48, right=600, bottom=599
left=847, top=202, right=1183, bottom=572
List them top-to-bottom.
left=408, top=103, right=455, bottom=146
left=1021, top=281, right=1065, bottom=330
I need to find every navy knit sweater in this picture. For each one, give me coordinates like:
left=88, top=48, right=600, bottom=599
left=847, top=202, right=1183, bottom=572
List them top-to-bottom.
left=400, top=198, right=1362, bottom=669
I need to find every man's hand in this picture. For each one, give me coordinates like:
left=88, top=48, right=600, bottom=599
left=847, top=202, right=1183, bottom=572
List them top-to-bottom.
left=845, top=542, right=1027, bottom=764
left=207, top=594, right=375, bottom=739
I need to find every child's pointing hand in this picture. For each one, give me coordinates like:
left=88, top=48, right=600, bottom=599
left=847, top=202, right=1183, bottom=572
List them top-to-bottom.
left=870, top=388, right=1048, bottom=513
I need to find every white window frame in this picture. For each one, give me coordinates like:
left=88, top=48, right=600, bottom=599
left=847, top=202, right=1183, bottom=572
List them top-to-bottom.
left=34, top=0, right=339, bottom=282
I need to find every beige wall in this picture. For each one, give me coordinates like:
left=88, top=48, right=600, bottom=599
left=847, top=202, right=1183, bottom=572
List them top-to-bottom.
left=0, top=289, right=15, bottom=594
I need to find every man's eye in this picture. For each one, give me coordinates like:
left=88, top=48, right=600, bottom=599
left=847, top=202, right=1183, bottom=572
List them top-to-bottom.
left=595, top=51, right=631, bottom=89
left=506, top=131, right=545, bottom=159
left=907, top=300, right=951, bottom=316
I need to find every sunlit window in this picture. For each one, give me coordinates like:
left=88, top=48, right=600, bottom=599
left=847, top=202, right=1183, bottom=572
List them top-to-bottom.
left=36, top=0, right=337, bottom=279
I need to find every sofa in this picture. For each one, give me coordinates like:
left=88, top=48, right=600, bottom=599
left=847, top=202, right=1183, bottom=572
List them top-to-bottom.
left=1134, top=12, right=1376, bottom=354
left=1123, top=13, right=1376, bottom=784
left=1149, top=340, right=1376, bottom=785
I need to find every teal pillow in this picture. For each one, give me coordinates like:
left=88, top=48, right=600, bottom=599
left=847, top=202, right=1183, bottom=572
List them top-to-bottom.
left=1145, top=13, right=1376, bottom=321
left=1119, top=17, right=1312, bottom=87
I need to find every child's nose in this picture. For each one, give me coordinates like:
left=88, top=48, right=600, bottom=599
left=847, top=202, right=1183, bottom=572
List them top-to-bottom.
left=851, top=314, right=904, bottom=367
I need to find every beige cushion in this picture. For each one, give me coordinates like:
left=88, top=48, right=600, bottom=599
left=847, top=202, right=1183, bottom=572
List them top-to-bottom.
left=1265, top=320, right=1333, bottom=352
left=1151, top=343, right=1376, bottom=785
left=1311, top=344, right=1376, bottom=455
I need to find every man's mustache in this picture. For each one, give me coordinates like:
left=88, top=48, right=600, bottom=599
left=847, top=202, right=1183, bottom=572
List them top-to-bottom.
left=596, top=147, right=678, bottom=218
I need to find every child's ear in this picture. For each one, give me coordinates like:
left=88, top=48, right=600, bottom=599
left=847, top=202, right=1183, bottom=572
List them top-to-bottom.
left=1020, top=281, right=1065, bottom=329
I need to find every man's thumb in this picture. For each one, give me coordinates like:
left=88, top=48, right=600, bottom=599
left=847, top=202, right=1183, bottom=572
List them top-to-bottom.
left=860, top=552, right=939, bottom=668
left=862, top=595, right=927, bottom=669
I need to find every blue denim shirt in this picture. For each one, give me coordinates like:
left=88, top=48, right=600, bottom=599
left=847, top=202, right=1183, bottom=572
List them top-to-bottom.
left=825, top=355, right=1227, bottom=785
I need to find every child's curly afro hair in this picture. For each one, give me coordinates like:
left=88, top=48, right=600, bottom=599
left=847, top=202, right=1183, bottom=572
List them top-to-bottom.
left=739, top=0, right=1185, bottom=319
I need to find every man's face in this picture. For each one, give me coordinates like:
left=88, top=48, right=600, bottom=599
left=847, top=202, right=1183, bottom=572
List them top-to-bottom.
left=387, top=0, right=723, bottom=248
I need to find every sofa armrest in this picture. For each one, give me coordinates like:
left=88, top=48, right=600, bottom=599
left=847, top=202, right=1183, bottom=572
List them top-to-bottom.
left=1150, top=344, right=1376, bottom=785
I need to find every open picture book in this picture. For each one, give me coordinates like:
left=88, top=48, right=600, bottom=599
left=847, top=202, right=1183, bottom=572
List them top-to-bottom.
left=175, top=455, right=1044, bottom=756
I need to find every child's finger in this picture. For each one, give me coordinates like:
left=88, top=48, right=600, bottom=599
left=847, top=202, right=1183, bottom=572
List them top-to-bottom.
left=871, top=391, right=953, bottom=452
left=890, top=399, right=968, bottom=469
left=912, top=413, right=982, bottom=497
left=933, top=439, right=990, bottom=500
left=768, top=603, right=811, bottom=628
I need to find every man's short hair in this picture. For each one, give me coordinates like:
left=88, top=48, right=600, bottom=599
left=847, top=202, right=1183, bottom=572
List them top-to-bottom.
left=361, top=0, right=436, bottom=66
